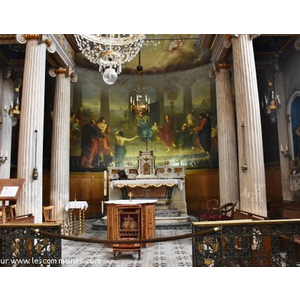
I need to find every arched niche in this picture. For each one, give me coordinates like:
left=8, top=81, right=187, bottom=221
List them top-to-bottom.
left=287, top=91, right=300, bottom=160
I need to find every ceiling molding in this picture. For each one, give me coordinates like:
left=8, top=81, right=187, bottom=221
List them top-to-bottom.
left=0, top=34, right=17, bottom=45
left=47, top=34, right=75, bottom=68
left=211, top=34, right=232, bottom=63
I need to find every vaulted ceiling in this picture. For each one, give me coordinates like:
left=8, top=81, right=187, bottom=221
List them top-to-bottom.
left=0, top=34, right=299, bottom=77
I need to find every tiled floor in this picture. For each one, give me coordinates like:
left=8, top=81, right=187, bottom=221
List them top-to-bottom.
left=62, top=219, right=193, bottom=267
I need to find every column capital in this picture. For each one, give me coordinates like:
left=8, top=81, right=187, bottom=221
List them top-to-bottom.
left=16, top=34, right=56, bottom=53
left=224, top=34, right=232, bottom=48
left=232, top=34, right=260, bottom=40
left=209, top=62, right=232, bottom=78
left=218, top=63, right=232, bottom=70
left=49, top=66, right=78, bottom=83
left=2, top=67, right=22, bottom=89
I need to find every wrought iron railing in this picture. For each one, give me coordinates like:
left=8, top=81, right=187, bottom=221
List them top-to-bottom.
left=192, top=219, right=300, bottom=267
left=0, top=224, right=62, bottom=267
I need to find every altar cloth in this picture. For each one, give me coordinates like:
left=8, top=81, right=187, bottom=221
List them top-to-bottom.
left=110, top=179, right=183, bottom=190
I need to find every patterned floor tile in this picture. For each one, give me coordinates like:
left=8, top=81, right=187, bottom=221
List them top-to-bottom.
left=61, top=219, right=192, bottom=267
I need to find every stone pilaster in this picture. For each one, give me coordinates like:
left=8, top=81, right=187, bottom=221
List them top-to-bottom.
left=16, top=34, right=56, bottom=222
left=232, top=34, right=267, bottom=216
left=215, top=64, right=239, bottom=206
left=49, top=67, right=77, bottom=221
left=0, top=69, right=14, bottom=179
left=274, top=70, right=293, bottom=201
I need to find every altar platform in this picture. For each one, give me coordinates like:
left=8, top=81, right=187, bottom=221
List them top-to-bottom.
left=63, top=219, right=193, bottom=267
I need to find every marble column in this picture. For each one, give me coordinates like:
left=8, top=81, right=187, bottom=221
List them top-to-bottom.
left=16, top=34, right=55, bottom=222
left=232, top=34, right=267, bottom=216
left=215, top=64, right=239, bottom=206
left=49, top=67, right=77, bottom=221
left=0, top=69, right=14, bottom=179
left=274, top=70, right=293, bottom=201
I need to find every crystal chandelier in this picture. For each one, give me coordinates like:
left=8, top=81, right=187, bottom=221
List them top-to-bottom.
left=74, top=34, right=146, bottom=85
left=130, top=51, right=150, bottom=118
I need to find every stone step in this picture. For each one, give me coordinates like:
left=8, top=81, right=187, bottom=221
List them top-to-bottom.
left=155, top=205, right=170, bottom=210
left=155, top=209, right=181, bottom=217
left=155, top=213, right=190, bottom=226
left=91, top=216, right=192, bottom=230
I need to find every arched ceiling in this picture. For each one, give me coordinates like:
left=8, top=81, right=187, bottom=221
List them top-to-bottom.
left=0, top=34, right=299, bottom=77
left=67, top=34, right=212, bottom=74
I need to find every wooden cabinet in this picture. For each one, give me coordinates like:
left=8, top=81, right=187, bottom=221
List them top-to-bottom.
left=106, top=201, right=156, bottom=248
left=117, top=205, right=142, bottom=240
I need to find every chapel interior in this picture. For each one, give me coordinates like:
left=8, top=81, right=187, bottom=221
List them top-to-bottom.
left=1, top=34, right=300, bottom=267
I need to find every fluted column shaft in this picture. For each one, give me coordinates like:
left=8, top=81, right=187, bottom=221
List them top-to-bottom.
left=16, top=34, right=55, bottom=223
left=232, top=35, right=267, bottom=216
left=215, top=66, right=239, bottom=206
left=50, top=70, right=72, bottom=220
left=0, top=71, right=13, bottom=179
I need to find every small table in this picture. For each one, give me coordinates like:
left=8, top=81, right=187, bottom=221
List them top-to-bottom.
left=65, top=201, right=88, bottom=235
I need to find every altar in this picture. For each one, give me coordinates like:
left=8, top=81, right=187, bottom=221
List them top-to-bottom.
left=106, top=150, right=189, bottom=228
left=108, top=171, right=187, bottom=214
left=110, top=178, right=183, bottom=202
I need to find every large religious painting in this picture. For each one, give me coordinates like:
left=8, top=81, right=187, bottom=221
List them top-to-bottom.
left=70, top=36, right=218, bottom=171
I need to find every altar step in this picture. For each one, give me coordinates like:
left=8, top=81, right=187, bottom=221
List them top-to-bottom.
left=91, top=209, right=193, bottom=230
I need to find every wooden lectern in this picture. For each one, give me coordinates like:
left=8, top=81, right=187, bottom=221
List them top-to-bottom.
left=0, top=178, right=25, bottom=224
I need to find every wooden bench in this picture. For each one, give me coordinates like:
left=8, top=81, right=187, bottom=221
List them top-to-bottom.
left=282, top=207, right=300, bottom=219
left=234, top=209, right=269, bottom=220
left=5, top=214, right=34, bottom=224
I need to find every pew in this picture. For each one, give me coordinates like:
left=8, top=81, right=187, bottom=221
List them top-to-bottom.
left=282, top=207, right=300, bottom=219
left=234, top=209, right=268, bottom=220
left=5, top=214, right=34, bottom=224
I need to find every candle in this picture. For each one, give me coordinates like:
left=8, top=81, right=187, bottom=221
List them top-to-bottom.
left=277, top=95, right=281, bottom=105
left=286, top=144, right=288, bottom=152
left=280, top=145, right=283, bottom=152
left=5, top=151, right=8, bottom=157
left=104, top=170, right=107, bottom=196
left=101, top=201, right=104, bottom=214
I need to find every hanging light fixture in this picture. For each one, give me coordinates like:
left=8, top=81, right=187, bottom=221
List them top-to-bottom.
left=74, top=34, right=146, bottom=85
left=261, top=43, right=281, bottom=123
left=4, top=45, right=23, bottom=126
left=130, top=51, right=150, bottom=118
left=262, top=80, right=281, bottom=123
